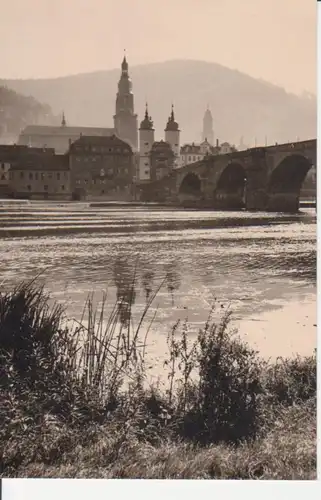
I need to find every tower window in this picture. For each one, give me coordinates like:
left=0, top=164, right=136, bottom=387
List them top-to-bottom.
left=144, top=142, right=149, bottom=146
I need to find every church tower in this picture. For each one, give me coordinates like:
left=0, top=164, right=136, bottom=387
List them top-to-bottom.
left=113, top=53, right=138, bottom=150
left=139, top=103, right=154, bottom=181
left=165, top=104, right=180, bottom=167
left=202, top=105, right=214, bottom=145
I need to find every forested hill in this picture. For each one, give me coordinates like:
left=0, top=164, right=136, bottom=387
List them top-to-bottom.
left=1, top=60, right=316, bottom=146
left=0, top=86, right=57, bottom=144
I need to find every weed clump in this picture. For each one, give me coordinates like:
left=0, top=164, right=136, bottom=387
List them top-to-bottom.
left=0, top=279, right=316, bottom=478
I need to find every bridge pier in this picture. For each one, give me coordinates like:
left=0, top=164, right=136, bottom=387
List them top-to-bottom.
left=245, top=189, right=269, bottom=211
left=213, top=192, right=245, bottom=210
left=266, top=193, right=300, bottom=213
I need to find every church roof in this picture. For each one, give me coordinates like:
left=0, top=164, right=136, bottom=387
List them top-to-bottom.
left=19, top=125, right=116, bottom=138
left=70, top=134, right=133, bottom=151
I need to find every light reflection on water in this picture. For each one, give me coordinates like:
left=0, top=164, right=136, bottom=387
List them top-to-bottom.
left=0, top=204, right=316, bottom=360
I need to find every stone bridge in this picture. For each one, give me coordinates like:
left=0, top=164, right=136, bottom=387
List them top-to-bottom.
left=139, top=139, right=316, bottom=212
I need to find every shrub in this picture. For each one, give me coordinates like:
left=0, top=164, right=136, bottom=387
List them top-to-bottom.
left=164, top=305, right=264, bottom=444
left=262, top=353, right=317, bottom=406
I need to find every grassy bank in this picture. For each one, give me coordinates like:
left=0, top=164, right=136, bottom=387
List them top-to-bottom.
left=0, top=281, right=316, bottom=479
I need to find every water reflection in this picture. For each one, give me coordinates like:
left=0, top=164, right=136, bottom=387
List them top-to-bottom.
left=0, top=205, right=316, bottom=347
left=113, top=256, right=137, bottom=327
left=164, top=261, right=181, bottom=305
left=141, top=269, right=155, bottom=302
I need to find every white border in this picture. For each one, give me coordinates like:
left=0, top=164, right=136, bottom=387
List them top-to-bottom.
left=1, top=2, right=319, bottom=498
left=1, top=478, right=320, bottom=500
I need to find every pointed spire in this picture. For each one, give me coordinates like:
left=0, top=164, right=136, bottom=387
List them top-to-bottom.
left=121, top=49, right=128, bottom=72
left=145, top=102, right=149, bottom=119
left=170, top=103, right=175, bottom=121
left=61, top=111, right=66, bottom=127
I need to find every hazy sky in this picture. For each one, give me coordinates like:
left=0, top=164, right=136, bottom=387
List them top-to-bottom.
left=0, top=0, right=316, bottom=95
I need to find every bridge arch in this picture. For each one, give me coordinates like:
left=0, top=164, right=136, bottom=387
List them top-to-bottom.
left=267, top=154, right=313, bottom=212
left=214, top=162, right=247, bottom=209
left=179, top=172, right=202, bottom=196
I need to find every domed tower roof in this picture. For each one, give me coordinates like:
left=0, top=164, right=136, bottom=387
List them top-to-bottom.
left=140, top=103, right=154, bottom=130
left=165, top=104, right=179, bottom=131
left=204, top=104, right=213, bottom=120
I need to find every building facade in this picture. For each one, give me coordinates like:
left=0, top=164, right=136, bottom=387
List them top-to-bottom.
left=113, top=56, right=138, bottom=151
left=138, top=104, right=154, bottom=182
left=164, top=105, right=180, bottom=167
left=68, top=134, right=134, bottom=200
left=180, top=139, right=219, bottom=167
left=150, top=140, right=175, bottom=182
left=220, top=141, right=237, bottom=154
left=0, top=144, right=56, bottom=196
left=8, top=154, right=71, bottom=200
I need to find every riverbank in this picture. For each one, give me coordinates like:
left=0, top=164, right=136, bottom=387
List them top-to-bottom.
left=0, top=281, right=316, bottom=479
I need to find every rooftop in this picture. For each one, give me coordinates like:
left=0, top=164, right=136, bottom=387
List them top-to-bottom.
left=19, top=125, right=116, bottom=138
left=69, top=134, right=133, bottom=151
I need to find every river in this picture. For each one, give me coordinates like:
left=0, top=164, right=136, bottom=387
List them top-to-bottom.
left=0, top=201, right=316, bottom=373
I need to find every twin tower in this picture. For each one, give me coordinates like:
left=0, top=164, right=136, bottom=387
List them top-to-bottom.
left=113, top=54, right=180, bottom=182
left=138, top=104, right=180, bottom=181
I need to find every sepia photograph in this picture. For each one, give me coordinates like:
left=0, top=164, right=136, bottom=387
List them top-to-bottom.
left=0, top=0, right=317, bottom=483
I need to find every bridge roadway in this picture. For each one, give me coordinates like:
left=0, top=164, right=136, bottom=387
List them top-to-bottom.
left=139, top=139, right=316, bottom=212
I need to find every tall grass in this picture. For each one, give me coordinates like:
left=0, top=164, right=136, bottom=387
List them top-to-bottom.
left=0, top=279, right=316, bottom=478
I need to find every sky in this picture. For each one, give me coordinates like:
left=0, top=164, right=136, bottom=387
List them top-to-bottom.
left=0, top=0, right=317, bottom=95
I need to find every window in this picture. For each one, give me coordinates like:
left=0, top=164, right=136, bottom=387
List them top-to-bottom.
left=144, top=142, right=149, bottom=146
left=188, top=156, right=191, bottom=162
left=193, top=156, right=196, bottom=161
left=1, top=163, right=4, bottom=170
left=145, top=170, right=149, bottom=175
left=9, top=172, right=13, bottom=180
left=20, top=172, right=24, bottom=179
left=29, top=172, right=33, bottom=180
left=35, top=173, right=38, bottom=180
left=41, top=173, right=45, bottom=180
left=48, top=173, right=53, bottom=179
left=57, top=173, right=60, bottom=180
left=1, top=174, right=5, bottom=180
left=27, top=185, right=31, bottom=191
left=44, top=185, right=48, bottom=191
left=61, top=185, right=65, bottom=191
